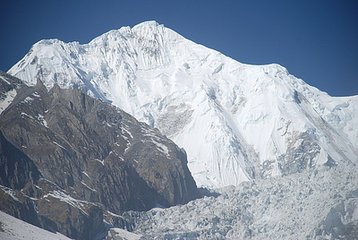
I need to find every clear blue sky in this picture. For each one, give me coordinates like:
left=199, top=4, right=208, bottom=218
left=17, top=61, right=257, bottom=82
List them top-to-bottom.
left=1, top=0, right=357, bottom=96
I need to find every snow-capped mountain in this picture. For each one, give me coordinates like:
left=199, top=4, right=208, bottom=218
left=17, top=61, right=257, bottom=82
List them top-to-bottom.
left=8, top=21, right=358, bottom=188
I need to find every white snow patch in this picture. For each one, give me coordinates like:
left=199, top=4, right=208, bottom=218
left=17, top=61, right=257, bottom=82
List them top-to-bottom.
left=32, top=92, right=41, bottom=98
left=22, top=96, right=34, bottom=103
left=20, top=112, right=34, bottom=119
left=37, top=114, right=48, bottom=127
left=122, top=127, right=133, bottom=139
left=152, top=140, right=169, bottom=157
left=52, top=141, right=66, bottom=150
left=93, top=158, right=105, bottom=165
left=82, top=171, right=90, bottom=179
left=80, top=181, right=97, bottom=192
left=107, top=210, right=121, bottom=218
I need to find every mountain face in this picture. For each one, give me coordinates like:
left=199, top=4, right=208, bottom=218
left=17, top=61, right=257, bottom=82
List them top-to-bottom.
left=8, top=21, right=358, bottom=188
left=0, top=72, right=198, bottom=239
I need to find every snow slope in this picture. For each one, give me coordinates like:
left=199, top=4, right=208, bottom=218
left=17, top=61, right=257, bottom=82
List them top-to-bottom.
left=8, top=21, right=358, bottom=188
left=0, top=211, right=71, bottom=240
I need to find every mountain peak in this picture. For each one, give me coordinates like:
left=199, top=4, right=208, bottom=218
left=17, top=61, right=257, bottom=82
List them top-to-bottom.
left=92, top=20, right=177, bottom=43
left=132, top=20, right=162, bottom=29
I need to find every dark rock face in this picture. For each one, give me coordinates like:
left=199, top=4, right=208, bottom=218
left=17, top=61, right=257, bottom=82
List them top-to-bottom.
left=0, top=71, right=22, bottom=96
left=0, top=73, right=198, bottom=239
left=0, top=132, right=41, bottom=190
left=0, top=185, right=104, bottom=240
left=0, top=186, right=39, bottom=226
left=37, top=192, right=104, bottom=240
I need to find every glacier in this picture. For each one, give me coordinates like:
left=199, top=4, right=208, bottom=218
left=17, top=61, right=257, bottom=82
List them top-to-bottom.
left=8, top=20, right=358, bottom=188
left=120, top=163, right=358, bottom=239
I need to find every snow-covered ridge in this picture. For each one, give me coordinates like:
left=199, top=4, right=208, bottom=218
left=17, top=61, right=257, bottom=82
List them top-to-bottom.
left=8, top=21, right=358, bottom=188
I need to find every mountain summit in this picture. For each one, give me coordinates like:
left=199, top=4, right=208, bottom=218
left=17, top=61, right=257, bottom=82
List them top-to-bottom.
left=8, top=21, right=358, bottom=188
